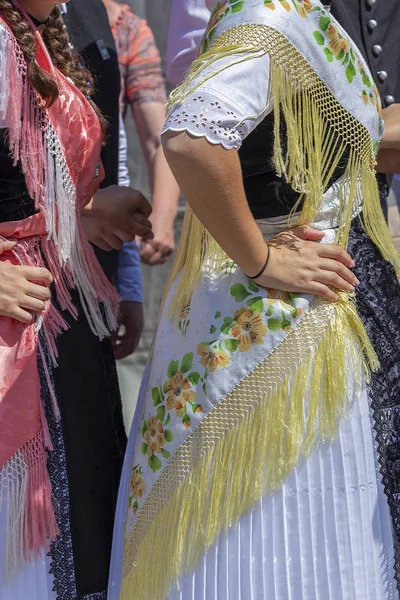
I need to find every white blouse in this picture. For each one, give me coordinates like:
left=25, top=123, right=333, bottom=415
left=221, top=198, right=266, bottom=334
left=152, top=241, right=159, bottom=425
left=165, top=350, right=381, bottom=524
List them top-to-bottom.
left=162, top=53, right=273, bottom=151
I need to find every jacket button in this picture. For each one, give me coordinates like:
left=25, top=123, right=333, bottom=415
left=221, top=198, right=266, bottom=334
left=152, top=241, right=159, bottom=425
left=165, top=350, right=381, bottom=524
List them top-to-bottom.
left=366, top=0, right=376, bottom=5
left=368, top=19, right=378, bottom=31
left=372, top=44, right=382, bottom=57
left=377, top=70, right=388, bottom=83
left=384, top=95, right=395, bottom=105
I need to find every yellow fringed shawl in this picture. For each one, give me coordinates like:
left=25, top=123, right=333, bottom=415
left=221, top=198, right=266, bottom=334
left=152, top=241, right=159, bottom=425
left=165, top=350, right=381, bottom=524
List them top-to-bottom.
left=121, top=11, right=399, bottom=600
left=163, top=24, right=399, bottom=321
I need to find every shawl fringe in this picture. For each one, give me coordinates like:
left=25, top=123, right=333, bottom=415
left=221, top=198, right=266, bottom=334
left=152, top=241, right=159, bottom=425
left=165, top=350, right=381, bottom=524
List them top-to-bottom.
left=122, top=296, right=379, bottom=599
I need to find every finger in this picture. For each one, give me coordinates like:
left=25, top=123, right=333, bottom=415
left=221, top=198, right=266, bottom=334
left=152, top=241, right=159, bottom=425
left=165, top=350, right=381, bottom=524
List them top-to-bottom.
left=291, top=225, right=325, bottom=242
left=113, top=228, right=135, bottom=243
left=101, top=232, right=123, bottom=251
left=93, top=238, right=113, bottom=252
left=0, top=240, right=17, bottom=253
left=140, top=243, right=156, bottom=263
left=317, top=244, right=354, bottom=268
left=148, top=250, right=166, bottom=265
left=319, top=259, right=360, bottom=287
left=21, top=266, right=53, bottom=285
left=315, top=270, right=355, bottom=293
left=25, top=282, right=52, bottom=302
left=309, top=282, right=339, bottom=302
left=20, top=296, right=46, bottom=313
left=12, top=308, right=34, bottom=324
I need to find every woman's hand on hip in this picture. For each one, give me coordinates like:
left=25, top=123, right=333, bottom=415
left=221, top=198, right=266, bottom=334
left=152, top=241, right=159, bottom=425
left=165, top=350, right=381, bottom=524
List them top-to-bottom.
left=254, top=226, right=359, bottom=302
left=0, top=244, right=52, bottom=323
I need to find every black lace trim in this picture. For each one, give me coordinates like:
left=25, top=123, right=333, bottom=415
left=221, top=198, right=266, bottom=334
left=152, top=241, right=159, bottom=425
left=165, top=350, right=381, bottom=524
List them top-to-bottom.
left=349, top=218, right=400, bottom=592
left=38, top=347, right=79, bottom=599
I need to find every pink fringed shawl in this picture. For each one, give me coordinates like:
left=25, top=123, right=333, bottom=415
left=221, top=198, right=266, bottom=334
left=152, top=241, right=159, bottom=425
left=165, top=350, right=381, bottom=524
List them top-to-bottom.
left=0, top=15, right=120, bottom=577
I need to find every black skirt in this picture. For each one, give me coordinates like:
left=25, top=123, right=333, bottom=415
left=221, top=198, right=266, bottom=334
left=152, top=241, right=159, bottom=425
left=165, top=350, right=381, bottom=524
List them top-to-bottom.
left=41, top=291, right=127, bottom=600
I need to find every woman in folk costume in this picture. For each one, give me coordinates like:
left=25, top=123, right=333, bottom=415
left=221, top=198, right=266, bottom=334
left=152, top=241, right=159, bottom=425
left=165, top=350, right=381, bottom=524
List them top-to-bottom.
left=110, top=0, right=400, bottom=598
left=0, top=1, right=152, bottom=598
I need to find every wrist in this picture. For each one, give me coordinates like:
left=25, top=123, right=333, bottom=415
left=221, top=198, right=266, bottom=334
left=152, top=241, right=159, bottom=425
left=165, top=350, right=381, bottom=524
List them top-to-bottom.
left=245, top=244, right=270, bottom=280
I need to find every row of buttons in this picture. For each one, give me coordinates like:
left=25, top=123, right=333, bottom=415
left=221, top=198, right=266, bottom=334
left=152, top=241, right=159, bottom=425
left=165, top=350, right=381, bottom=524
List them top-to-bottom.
left=366, top=0, right=395, bottom=105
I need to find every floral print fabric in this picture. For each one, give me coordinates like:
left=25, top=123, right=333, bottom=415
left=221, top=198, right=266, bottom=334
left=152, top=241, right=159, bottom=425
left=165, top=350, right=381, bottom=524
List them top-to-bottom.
left=196, top=0, right=382, bottom=141
left=125, top=258, right=311, bottom=535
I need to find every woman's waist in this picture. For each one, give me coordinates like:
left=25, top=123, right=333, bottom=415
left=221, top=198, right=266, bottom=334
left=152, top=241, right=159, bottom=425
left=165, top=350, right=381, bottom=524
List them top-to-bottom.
left=255, top=176, right=363, bottom=241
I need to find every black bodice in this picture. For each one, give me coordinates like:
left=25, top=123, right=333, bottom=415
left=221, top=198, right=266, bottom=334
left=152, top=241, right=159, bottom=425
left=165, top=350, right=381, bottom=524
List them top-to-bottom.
left=238, top=111, right=353, bottom=220
left=0, top=130, right=36, bottom=222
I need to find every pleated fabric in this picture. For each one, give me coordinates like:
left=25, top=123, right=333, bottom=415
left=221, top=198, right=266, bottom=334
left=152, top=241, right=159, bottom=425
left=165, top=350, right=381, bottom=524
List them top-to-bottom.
left=167, top=385, right=397, bottom=600
left=0, top=493, right=56, bottom=600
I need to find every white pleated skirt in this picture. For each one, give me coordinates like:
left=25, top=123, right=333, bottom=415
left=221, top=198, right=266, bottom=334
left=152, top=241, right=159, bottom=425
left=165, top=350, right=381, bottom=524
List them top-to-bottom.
left=109, top=380, right=398, bottom=600
left=0, top=495, right=56, bottom=600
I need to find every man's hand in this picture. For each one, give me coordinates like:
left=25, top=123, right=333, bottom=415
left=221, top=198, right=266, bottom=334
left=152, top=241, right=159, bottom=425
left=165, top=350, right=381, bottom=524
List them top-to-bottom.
left=83, top=185, right=154, bottom=241
left=139, top=210, right=176, bottom=265
left=112, top=301, right=144, bottom=360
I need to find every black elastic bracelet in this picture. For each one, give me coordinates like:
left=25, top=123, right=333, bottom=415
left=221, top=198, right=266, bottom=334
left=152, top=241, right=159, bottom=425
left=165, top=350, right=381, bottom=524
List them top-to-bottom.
left=246, top=245, right=270, bottom=280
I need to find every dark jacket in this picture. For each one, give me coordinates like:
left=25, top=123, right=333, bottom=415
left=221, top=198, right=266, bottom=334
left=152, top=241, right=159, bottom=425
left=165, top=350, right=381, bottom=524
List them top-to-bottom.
left=64, top=0, right=121, bottom=280
left=331, top=0, right=400, bottom=107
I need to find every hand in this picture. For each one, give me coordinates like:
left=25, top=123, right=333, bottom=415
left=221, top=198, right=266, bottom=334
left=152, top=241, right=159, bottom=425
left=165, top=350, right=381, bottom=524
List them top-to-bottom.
left=381, top=104, right=400, bottom=151
left=376, top=148, right=400, bottom=174
left=83, top=185, right=154, bottom=241
left=139, top=211, right=176, bottom=265
left=81, top=213, right=134, bottom=251
left=254, top=225, right=359, bottom=302
left=0, top=239, right=52, bottom=323
left=112, top=301, right=144, bottom=360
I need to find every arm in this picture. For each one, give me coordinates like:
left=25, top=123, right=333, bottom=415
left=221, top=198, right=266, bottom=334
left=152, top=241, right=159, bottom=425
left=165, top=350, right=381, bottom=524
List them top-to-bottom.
left=166, top=0, right=210, bottom=84
left=126, top=18, right=180, bottom=264
left=162, top=53, right=357, bottom=301
left=133, top=101, right=180, bottom=264
left=376, top=104, right=400, bottom=174
left=113, top=114, right=144, bottom=360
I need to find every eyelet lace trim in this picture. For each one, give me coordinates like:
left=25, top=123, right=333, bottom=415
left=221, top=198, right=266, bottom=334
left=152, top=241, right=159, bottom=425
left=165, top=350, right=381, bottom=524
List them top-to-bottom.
left=163, top=93, right=247, bottom=150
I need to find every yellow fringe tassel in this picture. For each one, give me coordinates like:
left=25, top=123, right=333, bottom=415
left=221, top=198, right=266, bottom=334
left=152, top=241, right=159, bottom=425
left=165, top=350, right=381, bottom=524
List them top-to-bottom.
left=163, top=24, right=400, bottom=321
left=121, top=296, right=379, bottom=600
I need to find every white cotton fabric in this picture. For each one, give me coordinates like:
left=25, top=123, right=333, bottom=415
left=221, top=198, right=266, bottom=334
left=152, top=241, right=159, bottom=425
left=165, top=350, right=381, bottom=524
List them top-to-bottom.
left=163, top=53, right=273, bottom=151
left=109, top=375, right=398, bottom=600
left=168, top=384, right=397, bottom=600
left=0, top=493, right=56, bottom=600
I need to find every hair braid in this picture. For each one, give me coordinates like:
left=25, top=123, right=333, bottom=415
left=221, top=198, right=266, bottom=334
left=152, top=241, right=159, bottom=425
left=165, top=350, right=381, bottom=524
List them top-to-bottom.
left=0, top=0, right=59, bottom=105
left=0, top=1, right=105, bottom=133
left=40, top=6, right=95, bottom=99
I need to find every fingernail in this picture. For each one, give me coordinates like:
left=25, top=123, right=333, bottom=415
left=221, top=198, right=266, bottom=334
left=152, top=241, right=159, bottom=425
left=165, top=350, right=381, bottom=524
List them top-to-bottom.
left=350, top=259, right=355, bottom=268
left=353, top=277, right=360, bottom=286
left=348, top=285, right=355, bottom=293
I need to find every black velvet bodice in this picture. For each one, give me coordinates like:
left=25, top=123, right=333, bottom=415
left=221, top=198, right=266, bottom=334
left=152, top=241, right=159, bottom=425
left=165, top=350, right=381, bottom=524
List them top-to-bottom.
left=239, top=112, right=349, bottom=219
left=0, top=130, right=36, bottom=222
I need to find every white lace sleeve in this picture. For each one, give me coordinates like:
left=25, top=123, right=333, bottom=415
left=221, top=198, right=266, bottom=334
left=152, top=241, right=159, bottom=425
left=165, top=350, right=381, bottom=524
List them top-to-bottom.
left=0, top=23, right=9, bottom=129
left=162, top=53, right=272, bottom=151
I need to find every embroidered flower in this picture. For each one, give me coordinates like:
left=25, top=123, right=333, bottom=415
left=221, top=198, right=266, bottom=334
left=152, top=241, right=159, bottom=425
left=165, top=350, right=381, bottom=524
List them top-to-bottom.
left=264, top=0, right=277, bottom=9
left=279, top=0, right=291, bottom=10
left=296, top=0, right=312, bottom=18
left=326, top=25, right=350, bottom=57
left=181, top=303, right=191, bottom=320
left=230, top=308, right=268, bottom=352
left=197, top=343, right=231, bottom=371
left=166, top=371, right=195, bottom=417
left=144, top=416, right=165, bottom=456
left=130, top=470, right=146, bottom=500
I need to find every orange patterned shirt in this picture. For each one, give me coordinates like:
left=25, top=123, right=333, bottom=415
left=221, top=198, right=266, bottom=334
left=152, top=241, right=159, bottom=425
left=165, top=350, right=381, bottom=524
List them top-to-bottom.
left=111, top=4, right=167, bottom=114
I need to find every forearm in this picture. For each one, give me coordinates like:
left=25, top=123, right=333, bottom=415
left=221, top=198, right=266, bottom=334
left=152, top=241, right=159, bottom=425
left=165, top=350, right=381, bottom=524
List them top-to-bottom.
left=134, top=102, right=180, bottom=218
left=162, top=132, right=267, bottom=276
left=148, top=146, right=180, bottom=219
